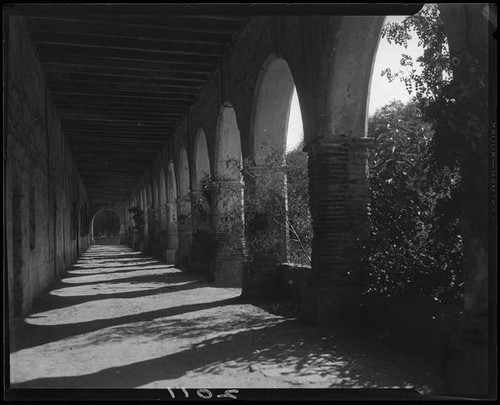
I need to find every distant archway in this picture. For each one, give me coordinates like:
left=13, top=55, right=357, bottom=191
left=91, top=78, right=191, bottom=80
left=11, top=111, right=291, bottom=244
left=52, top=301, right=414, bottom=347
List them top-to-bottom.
left=91, top=209, right=122, bottom=245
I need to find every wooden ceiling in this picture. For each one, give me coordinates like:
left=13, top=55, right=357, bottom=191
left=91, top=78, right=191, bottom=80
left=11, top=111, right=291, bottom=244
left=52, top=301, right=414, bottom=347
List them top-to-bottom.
left=10, top=4, right=423, bottom=204
left=16, top=7, right=250, bottom=203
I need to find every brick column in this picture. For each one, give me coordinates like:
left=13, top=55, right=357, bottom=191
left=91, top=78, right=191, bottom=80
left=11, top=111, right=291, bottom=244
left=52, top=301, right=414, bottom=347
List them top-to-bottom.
left=301, top=135, right=373, bottom=324
left=242, top=164, right=289, bottom=297
left=210, top=179, right=245, bottom=286
left=189, top=189, right=214, bottom=275
left=175, top=196, right=192, bottom=269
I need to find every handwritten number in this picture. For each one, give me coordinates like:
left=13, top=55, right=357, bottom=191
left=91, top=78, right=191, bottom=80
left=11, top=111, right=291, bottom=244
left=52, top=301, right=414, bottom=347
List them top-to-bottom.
left=167, top=388, right=175, bottom=399
left=197, top=389, right=213, bottom=399
left=217, top=389, right=239, bottom=399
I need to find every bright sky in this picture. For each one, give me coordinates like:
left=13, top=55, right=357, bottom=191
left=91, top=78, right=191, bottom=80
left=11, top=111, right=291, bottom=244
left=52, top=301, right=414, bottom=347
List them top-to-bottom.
left=286, top=15, right=424, bottom=152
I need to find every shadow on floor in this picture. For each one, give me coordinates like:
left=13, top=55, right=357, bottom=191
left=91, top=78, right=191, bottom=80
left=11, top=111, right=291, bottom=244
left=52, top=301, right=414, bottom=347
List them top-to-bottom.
left=9, top=245, right=446, bottom=394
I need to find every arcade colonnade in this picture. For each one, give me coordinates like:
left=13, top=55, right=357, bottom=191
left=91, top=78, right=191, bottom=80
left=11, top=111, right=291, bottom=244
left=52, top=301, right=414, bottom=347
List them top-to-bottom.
left=5, top=5, right=491, bottom=395
left=122, top=8, right=490, bottom=330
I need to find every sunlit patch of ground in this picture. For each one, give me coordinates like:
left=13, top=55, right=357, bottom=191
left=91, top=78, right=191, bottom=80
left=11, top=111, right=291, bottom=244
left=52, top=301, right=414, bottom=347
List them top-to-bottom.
left=9, top=245, right=443, bottom=393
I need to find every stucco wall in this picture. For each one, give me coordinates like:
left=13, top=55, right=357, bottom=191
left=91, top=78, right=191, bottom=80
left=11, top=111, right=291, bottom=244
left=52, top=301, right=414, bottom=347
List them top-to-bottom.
left=6, top=16, right=90, bottom=319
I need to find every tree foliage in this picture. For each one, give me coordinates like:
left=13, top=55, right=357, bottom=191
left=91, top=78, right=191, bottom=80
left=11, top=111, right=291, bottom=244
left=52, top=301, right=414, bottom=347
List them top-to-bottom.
left=380, top=3, right=488, bottom=169
left=364, top=100, right=463, bottom=303
left=285, top=141, right=312, bottom=265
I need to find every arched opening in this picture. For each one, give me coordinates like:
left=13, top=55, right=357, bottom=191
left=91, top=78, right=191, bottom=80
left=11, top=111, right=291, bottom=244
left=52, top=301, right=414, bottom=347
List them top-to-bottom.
left=245, top=56, right=310, bottom=296
left=252, top=57, right=294, bottom=166
left=213, top=104, right=245, bottom=286
left=216, top=106, right=243, bottom=182
left=191, top=128, right=214, bottom=275
left=194, top=128, right=211, bottom=190
left=176, top=146, right=192, bottom=268
left=92, top=209, right=121, bottom=245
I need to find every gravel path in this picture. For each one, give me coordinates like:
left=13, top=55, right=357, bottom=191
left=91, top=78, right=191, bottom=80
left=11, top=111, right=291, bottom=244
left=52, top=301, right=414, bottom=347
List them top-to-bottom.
left=9, top=245, right=445, bottom=394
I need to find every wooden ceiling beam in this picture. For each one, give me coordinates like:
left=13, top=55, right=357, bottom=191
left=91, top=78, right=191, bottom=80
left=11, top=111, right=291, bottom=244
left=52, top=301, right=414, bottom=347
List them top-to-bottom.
left=20, top=14, right=247, bottom=33
left=26, top=17, right=234, bottom=44
left=32, top=31, right=228, bottom=57
left=35, top=43, right=221, bottom=64
left=39, top=54, right=216, bottom=74
left=42, top=63, right=208, bottom=82
left=46, top=71, right=205, bottom=87
left=47, top=79, right=202, bottom=95
left=51, top=88, right=195, bottom=101
left=53, top=100, right=186, bottom=115
left=59, top=111, right=182, bottom=119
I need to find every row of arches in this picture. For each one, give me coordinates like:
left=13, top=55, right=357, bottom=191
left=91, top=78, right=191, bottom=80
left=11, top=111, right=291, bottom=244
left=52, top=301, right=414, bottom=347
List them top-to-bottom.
left=126, top=55, right=301, bottom=289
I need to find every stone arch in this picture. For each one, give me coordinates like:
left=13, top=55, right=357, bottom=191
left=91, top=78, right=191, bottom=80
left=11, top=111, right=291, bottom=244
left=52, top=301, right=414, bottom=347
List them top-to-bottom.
left=327, top=16, right=385, bottom=138
left=243, top=55, right=303, bottom=294
left=251, top=55, right=296, bottom=165
left=213, top=103, right=245, bottom=286
left=215, top=104, right=243, bottom=181
left=191, top=127, right=214, bottom=275
left=193, top=128, right=211, bottom=190
left=177, top=146, right=190, bottom=197
left=90, top=208, right=123, bottom=245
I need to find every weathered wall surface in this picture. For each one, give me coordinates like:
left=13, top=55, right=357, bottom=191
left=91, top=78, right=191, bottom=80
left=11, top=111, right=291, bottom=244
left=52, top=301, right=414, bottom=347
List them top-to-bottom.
left=6, top=16, right=90, bottom=319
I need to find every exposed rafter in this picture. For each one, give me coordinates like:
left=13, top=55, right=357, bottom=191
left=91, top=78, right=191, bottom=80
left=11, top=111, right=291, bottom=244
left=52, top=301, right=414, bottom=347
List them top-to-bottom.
left=20, top=12, right=251, bottom=203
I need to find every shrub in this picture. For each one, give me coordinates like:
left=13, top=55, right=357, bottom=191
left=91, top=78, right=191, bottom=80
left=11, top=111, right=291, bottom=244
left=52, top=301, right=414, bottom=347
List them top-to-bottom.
left=363, top=100, right=463, bottom=309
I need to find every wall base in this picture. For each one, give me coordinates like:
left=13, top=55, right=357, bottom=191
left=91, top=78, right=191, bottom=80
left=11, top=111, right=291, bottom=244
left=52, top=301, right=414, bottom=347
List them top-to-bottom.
left=164, top=248, right=177, bottom=265
left=215, top=259, right=242, bottom=287
left=242, top=259, right=280, bottom=298
left=300, top=284, right=363, bottom=326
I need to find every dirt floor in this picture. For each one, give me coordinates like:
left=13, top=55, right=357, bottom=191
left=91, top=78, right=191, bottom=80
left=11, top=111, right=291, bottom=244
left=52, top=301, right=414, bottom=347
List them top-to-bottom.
left=9, top=245, right=447, bottom=397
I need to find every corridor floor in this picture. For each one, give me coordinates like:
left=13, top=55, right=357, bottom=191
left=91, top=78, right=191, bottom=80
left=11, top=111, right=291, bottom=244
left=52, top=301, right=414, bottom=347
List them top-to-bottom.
left=9, top=245, right=444, bottom=393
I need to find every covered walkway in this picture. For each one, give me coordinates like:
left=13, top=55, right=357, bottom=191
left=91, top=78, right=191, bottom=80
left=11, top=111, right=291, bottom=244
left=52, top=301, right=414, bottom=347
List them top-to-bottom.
left=5, top=4, right=493, bottom=397
left=10, top=245, right=443, bottom=391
